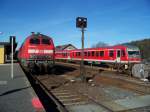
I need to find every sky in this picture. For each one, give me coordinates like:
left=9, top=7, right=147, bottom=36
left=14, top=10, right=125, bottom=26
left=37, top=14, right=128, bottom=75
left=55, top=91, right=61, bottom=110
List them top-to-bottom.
left=0, top=0, right=150, bottom=49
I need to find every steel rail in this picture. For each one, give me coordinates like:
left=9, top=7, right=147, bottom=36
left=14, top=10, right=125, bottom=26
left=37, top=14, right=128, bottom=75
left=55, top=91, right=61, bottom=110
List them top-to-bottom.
left=29, top=73, right=69, bottom=112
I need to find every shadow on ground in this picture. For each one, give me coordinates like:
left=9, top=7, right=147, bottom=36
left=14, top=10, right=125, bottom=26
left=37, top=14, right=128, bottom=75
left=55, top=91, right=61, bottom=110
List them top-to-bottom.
left=31, top=64, right=77, bottom=76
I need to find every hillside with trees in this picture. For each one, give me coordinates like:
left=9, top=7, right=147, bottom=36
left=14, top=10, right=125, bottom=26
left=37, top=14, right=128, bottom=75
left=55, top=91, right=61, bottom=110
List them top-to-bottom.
left=92, top=38, right=150, bottom=59
left=123, top=38, right=150, bottom=59
left=92, top=42, right=109, bottom=48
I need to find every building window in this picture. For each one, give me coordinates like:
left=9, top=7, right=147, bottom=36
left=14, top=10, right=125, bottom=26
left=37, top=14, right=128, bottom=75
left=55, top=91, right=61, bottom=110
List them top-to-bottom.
left=109, top=50, right=114, bottom=57
left=100, top=51, right=104, bottom=57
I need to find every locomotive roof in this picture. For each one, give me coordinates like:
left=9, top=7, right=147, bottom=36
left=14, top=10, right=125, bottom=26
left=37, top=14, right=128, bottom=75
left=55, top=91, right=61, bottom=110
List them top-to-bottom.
left=26, top=33, right=52, bottom=40
left=32, top=33, right=52, bottom=39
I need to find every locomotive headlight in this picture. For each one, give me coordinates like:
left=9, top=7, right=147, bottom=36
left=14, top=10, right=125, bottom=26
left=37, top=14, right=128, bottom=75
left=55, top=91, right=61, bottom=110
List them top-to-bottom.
left=30, top=55, right=35, bottom=59
left=46, top=55, right=51, bottom=59
left=125, top=64, right=128, bottom=69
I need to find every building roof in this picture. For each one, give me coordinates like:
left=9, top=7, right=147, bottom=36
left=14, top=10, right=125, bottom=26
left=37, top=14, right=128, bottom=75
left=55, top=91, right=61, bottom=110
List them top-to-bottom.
left=0, top=37, right=17, bottom=54
left=0, top=42, right=10, bottom=46
left=55, top=44, right=77, bottom=51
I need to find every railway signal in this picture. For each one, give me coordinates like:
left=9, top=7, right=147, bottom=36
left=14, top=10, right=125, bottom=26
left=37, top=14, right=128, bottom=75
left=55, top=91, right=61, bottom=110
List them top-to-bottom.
left=76, top=17, right=87, bottom=82
left=76, top=17, right=87, bottom=28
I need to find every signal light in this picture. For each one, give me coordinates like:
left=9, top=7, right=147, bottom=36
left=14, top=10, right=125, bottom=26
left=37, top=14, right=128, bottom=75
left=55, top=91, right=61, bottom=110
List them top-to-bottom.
left=76, top=17, right=87, bottom=28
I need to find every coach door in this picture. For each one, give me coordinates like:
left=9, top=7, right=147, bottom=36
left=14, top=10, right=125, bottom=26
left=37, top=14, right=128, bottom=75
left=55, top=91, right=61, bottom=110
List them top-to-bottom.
left=116, top=50, right=121, bottom=63
left=67, top=52, right=70, bottom=60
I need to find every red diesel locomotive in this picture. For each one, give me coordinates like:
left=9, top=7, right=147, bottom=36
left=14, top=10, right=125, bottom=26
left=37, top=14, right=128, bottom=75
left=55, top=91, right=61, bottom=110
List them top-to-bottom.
left=18, top=32, right=55, bottom=73
left=55, top=45, right=141, bottom=71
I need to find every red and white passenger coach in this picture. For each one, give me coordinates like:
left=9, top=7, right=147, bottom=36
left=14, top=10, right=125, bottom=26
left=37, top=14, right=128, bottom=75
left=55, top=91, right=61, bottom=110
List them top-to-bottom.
left=55, top=45, right=141, bottom=70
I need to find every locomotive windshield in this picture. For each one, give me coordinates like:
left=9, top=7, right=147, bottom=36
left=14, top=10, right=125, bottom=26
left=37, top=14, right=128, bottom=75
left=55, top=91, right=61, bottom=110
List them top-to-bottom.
left=30, top=38, right=40, bottom=44
left=42, top=38, right=51, bottom=45
left=126, top=45, right=141, bottom=58
left=128, top=51, right=140, bottom=57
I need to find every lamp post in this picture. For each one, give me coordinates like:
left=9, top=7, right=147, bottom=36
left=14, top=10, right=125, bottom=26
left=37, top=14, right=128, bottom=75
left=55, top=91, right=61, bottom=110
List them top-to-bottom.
left=76, top=17, right=87, bottom=82
left=11, top=36, right=14, bottom=79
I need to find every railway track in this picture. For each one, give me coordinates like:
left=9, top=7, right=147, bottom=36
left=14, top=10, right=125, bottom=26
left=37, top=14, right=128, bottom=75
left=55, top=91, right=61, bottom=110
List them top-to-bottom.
left=55, top=62, right=150, bottom=96
left=24, top=63, right=150, bottom=112
left=30, top=74, right=113, bottom=112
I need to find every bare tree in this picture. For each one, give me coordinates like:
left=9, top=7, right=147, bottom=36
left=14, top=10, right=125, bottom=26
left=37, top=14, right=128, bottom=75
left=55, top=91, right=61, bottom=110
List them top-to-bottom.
left=92, top=41, right=109, bottom=48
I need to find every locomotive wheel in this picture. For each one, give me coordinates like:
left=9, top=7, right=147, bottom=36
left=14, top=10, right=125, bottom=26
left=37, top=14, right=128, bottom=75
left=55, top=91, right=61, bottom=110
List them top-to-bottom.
left=40, top=64, right=45, bottom=74
left=44, top=64, right=48, bottom=73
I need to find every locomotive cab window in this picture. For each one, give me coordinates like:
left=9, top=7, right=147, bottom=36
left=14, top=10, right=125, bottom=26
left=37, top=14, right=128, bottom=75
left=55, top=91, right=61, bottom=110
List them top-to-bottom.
left=30, top=38, right=40, bottom=44
left=42, top=38, right=51, bottom=45
left=109, top=50, right=114, bottom=57
left=128, top=51, right=140, bottom=58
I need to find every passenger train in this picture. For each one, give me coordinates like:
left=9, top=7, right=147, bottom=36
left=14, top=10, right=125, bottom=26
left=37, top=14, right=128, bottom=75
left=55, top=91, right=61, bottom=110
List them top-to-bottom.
left=18, top=32, right=55, bottom=73
left=55, top=45, right=141, bottom=71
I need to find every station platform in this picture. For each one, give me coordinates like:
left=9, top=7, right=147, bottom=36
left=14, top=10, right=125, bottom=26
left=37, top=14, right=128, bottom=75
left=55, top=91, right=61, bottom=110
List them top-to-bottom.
left=0, top=63, right=45, bottom=112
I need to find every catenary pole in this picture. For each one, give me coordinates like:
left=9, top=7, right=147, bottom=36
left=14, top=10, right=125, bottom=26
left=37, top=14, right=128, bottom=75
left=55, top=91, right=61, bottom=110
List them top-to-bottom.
left=11, top=37, right=13, bottom=79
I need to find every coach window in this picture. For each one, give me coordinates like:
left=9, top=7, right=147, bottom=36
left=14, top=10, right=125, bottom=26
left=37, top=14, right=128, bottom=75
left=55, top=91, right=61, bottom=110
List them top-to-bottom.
left=30, top=38, right=40, bottom=44
left=42, top=38, right=51, bottom=45
left=109, top=50, right=114, bottom=57
left=121, top=50, right=125, bottom=57
left=92, top=51, right=95, bottom=56
left=96, top=51, right=99, bottom=57
left=100, top=51, right=104, bottom=57
left=76, top=52, right=78, bottom=56
left=77, top=52, right=79, bottom=56
left=78, top=52, right=81, bottom=56
left=84, top=52, right=87, bottom=56
left=88, top=52, right=90, bottom=57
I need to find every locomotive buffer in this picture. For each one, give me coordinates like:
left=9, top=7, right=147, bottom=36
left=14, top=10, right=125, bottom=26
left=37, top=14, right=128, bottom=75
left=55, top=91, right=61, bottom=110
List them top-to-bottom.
left=76, top=17, right=87, bottom=82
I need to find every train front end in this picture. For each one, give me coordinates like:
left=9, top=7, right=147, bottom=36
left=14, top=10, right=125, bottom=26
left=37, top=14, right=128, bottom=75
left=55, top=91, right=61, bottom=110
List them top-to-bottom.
left=19, top=33, right=55, bottom=73
left=126, top=45, right=141, bottom=63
